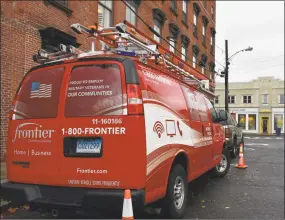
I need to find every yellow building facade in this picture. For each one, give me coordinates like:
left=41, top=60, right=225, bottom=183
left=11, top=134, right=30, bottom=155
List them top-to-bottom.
left=214, top=77, right=284, bottom=134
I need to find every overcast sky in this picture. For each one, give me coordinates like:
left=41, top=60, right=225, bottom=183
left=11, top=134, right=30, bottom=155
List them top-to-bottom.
left=215, top=1, right=284, bottom=83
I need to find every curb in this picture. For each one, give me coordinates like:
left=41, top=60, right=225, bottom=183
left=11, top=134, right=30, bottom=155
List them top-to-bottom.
left=244, top=133, right=284, bottom=137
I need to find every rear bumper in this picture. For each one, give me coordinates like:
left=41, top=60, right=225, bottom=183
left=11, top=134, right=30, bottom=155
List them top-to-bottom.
left=1, top=182, right=145, bottom=212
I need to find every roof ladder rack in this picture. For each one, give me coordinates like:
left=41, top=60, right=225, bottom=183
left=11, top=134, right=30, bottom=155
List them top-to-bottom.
left=32, top=21, right=215, bottom=97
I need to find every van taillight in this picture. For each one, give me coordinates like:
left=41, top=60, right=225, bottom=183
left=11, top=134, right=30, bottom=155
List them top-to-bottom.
left=127, top=84, right=144, bottom=115
left=225, top=127, right=231, bottom=138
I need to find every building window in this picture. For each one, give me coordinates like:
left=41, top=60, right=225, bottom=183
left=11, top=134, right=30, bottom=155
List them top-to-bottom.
left=44, top=0, right=72, bottom=16
left=54, top=0, right=67, bottom=7
left=98, top=0, right=113, bottom=28
left=170, top=0, right=178, bottom=15
left=182, top=0, right=188, bottom=25
left=203, top=0, right=207, bottom=8
left=125, top=1, right=136, bottom=26
left=193, top=2, right=201, bottom=38
left=211, top=6, right=215, bottom=20
left=153, top=8, right=166, bottom=43
left=193, top=13, right=198, bottom=37
left=202, top=16, right=209, bottom=46
left=168, top=22, right=179, bottom=54
left=154, top=23, right=161, bottom=42
left=202, top=24, right=206, bottom=45
left=39, top=27, right=80, bottom=53
left=210, top=28, right=216, bottom=55
left=181, top=34, right=190, bottom=62
left=210, top=35, right=213, bottom=54
left=169, top=39, right=175, bottom=53
left=192, top=45, right=200, bottom=69
left=181, top=46, right=186, bottom=61
left=200, top=53, right=208, bottom=73
left=193, top=54, right=197, bottom=68
left=209, top=62, right=215, bottom=82
left=201, top=66, right=205, bottom=74
left=262, top=94, right=269, bottom=104
left=278, top=94, right=284, bottom=104
left=228, top=95, right=235, bottom=104
left=243, top=95, right=252, bottom=104
left=214, top=96, right=219, bottom=104
left=236, top=113, right=258, bottom=131
left=238, top=114, right=246, bottom=130
left=248, top=114, right=257, bottom=130
left=274, top=114, right=284, bottom=131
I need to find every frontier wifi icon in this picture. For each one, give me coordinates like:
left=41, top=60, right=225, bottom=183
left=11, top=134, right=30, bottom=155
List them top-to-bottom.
left=153, top=121, right=165, bottom=138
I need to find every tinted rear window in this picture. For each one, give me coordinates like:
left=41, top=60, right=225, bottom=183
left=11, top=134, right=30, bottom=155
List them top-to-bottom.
left=65, top=64, right=124, bottom=117
left=12, top=67, right=64, bottom=119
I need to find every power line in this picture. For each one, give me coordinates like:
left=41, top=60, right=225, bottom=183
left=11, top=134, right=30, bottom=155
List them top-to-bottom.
left=121, top=0, right=218, bottom=74
left=215, top=45, right=225, bottom=53
left=215, top=60, right=225, bottom=68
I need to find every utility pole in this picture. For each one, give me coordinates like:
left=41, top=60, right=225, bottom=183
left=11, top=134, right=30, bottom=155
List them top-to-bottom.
left=225, top=40, right=229, bottom=112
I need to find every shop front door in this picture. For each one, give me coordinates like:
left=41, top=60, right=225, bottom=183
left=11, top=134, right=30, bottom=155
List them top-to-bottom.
left=262, top=117, right=269, bottom=133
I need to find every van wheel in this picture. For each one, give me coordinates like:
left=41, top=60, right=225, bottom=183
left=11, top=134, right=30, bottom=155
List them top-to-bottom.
left=212, top=148, right=231, bottom=177
left=161, top=164, right=188, bottom=219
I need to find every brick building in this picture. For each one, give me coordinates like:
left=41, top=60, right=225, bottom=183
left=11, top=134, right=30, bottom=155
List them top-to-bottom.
left=0, top=0, right=216, bottom=159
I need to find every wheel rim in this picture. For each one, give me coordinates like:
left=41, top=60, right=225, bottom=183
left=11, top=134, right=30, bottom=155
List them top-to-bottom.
left=216, top=154, right=227, bottom=172
left=173, top=176, right=185, bottom=210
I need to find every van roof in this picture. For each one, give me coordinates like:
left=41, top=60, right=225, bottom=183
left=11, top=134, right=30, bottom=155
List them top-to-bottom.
left=30, top=21, right=215, bottom=99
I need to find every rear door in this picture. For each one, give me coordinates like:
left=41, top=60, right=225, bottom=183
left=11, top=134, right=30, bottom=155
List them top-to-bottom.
left=59, top=60, right=146, bottom=189
left=7, top=66, right=65, bottom=184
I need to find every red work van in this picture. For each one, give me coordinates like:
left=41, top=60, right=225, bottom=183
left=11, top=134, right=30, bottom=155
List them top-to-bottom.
left=2, top=22, right=230, bottom=218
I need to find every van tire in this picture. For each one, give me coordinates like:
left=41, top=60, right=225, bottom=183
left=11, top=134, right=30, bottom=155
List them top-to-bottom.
left=230, top=139, right=238, bottom=158
left=212, top=148, right=231, bottom=178
left=161, top=164, right=188, bottom=219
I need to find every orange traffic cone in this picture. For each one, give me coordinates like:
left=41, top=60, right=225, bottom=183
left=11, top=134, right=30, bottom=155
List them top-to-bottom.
left=235, top=143, right=248, bottom=169
left=122, top=189, right=134, bottom=219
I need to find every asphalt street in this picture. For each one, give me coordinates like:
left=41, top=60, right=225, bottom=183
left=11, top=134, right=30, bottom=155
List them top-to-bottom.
left=1, top=135, right=284, bottom=219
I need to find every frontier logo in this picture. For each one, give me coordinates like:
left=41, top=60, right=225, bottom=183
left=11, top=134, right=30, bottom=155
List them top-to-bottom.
left=12, top=123, right=55, bottom=142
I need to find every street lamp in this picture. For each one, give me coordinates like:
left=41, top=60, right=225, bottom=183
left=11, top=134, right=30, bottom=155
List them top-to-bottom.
left=224, top=40, right=253, bottom=112
left=228, top=46, right=253, bottom=61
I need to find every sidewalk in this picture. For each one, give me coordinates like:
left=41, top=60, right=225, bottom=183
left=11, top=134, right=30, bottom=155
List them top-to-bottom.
left=243, top=132, right=284, bottom=137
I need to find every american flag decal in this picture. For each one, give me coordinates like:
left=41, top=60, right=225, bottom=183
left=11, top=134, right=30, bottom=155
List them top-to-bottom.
left=30, top=82, right=52, bottom=98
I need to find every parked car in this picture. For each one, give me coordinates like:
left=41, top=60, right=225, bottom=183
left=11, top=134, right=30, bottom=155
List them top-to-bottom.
left=218, top=111, right=244, bottom=158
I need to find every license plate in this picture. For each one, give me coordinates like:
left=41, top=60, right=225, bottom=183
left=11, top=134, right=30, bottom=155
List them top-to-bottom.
left=76, top=139, right=102, bottom=154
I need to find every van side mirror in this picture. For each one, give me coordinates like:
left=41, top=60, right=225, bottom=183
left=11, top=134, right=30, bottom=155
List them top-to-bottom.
left=218, top=110, right=228, bottom=122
